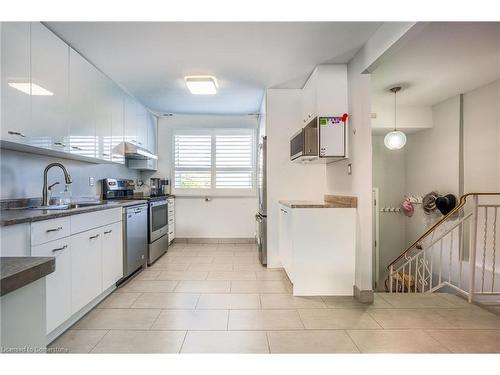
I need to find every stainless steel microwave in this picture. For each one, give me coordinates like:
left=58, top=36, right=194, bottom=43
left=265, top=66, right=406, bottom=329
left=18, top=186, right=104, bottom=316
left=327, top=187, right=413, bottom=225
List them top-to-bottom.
left=290, top=116, right=347, bottom=162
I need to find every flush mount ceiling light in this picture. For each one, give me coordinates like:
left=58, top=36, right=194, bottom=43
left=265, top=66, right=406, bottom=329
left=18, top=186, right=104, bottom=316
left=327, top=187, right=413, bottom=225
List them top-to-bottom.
left=184, top=76, right=218, bottom=95
left=8, top=82, right=54, bottom=96
left=384, top=86, right=407, bottom=150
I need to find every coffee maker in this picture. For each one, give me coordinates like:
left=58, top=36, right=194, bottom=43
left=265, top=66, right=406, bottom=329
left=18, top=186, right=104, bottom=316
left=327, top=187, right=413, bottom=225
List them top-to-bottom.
left=150, top=178, right=170, bottom=196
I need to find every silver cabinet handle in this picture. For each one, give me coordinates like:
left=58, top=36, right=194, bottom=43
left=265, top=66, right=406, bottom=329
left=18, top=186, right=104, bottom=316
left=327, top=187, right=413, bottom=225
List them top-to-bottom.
left=8, top=130, right=26, bottom=137
left=54, top=141, right=66, bottom=147
left=71, top=145, right=83, bottom=150
left=102, top=153, right=110, bottom=156
left=280, top=208, right=288, bottom=214
left=46, top=226, right=63, bottom=233
left=104, top=230, right=112, bottom=234
left=89, top=234, right=100, bottom=240
left=52, top=245, right=68, bottom=252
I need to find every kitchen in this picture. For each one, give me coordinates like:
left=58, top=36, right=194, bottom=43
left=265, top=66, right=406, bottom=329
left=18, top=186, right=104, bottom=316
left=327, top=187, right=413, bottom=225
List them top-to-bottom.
left=1, top=10, right=500, bottom=364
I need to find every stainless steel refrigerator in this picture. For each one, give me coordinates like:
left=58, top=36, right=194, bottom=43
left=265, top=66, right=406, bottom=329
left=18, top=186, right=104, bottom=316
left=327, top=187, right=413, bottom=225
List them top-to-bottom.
left=256, top=136, right=267, bottom=265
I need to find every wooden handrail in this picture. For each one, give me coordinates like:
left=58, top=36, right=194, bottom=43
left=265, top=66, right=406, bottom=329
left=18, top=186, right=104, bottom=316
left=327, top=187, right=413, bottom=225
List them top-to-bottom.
left=387, top=192, right=500, bottom=270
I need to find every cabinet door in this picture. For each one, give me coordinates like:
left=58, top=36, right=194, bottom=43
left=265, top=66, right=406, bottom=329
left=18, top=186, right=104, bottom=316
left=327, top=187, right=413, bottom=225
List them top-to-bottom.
left=1, top=22, right=31, bottom=144
left=31, top=22, right=69, bottom=151
left=68, top=48, right=97, bottom=158
left=301, top=70, right=317, bottom=125
left=95, top=72, right=113, bottom=161
left=111, top=85, right=125, bottom=164
left=124, top=95, right=138, bottom=144
left=136, top=104, right=148, bottom=148
left=146, top=112, right=157, bottom=154
left=278, top=206, right=293, bottom=281
left=101, top=221, right=123, bottom=289
left=70, top=228, right=102, bottom=314
left=31, top=238, right=72, bottom=334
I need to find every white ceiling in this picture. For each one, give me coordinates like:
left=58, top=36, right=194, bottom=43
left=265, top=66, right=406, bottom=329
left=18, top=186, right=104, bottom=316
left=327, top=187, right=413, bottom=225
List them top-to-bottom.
left=46, top=22, right=381, bottom=115
left=371, top=22, right=500, bottom=107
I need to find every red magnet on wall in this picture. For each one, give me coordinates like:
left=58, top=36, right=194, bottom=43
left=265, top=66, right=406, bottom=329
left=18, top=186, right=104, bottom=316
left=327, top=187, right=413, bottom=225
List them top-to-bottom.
left=342, top=113, right=349, bottom=122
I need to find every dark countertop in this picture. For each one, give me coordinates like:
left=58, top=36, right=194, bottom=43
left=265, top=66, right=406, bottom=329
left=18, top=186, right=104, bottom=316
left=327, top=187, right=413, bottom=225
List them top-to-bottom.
left=0, top=200, right=148, bottom=227
left=279, top=200, right=344, bottom=208
left=1, top=257, right=55, bottom=296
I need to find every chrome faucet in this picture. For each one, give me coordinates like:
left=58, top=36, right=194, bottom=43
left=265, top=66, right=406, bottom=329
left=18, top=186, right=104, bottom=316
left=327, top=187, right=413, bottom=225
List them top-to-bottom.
left=42, top=163, right=72, bottom=206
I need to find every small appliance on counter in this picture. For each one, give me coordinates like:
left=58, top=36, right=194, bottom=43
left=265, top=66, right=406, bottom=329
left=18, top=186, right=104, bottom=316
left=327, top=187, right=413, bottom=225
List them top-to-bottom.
left=102, top=178, right=169, bottom=267
left=150, top=178, right=170, bottom=197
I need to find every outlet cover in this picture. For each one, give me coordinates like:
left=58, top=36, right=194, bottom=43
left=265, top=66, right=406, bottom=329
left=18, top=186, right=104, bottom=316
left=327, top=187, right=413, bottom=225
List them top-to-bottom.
left=89, top=177, right=95, bottom=187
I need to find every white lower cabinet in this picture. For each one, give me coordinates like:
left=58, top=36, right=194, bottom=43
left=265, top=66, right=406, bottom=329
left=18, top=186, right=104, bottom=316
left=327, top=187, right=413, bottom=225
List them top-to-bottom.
left=101, top=221, right=123, bottom=289
left=70, top=228, right=103, bottom=314
left=31, top=238, right=72, bottom=334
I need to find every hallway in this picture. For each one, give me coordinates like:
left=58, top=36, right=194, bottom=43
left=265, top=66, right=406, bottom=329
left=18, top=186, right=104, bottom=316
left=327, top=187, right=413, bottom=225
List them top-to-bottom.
left=50, top=242, right=500, bottom=353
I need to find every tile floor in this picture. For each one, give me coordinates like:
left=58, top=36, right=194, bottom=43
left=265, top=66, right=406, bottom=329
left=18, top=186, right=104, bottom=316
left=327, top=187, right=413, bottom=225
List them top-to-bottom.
left=49, top=242, right=500, bottom=353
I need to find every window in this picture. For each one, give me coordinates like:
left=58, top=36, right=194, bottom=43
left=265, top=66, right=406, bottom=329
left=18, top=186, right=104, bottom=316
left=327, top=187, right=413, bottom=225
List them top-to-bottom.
left=173, top=128, right=256, bottom=195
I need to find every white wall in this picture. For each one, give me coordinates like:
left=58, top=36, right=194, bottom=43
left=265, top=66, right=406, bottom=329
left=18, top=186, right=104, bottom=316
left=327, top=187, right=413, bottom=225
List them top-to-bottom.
left=266, top=89, right=326, bottom=268
left=405, top=95, right=461, bottom=243
left=371, top=99, right=433, bottom=133
left=155, top=114, right=258, bottom=239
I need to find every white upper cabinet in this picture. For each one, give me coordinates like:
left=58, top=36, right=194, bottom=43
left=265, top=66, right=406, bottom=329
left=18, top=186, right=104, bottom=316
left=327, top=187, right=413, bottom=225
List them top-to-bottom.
left=1, top=22, right=31, bottom=144
left=1, top=22, right=155, bottom=165
left=31, top=22, right=69, bottom=151
left=68, top=48, right=97, bottom=158
left=300, top=65, right=348, bottom=125
left=95, top=72, right=113, bottom=161
left=111, top=85, right=125, bottom=164
left=124, top=95, right=138, bottom=144
left=146, top=112, right=157, bottom=154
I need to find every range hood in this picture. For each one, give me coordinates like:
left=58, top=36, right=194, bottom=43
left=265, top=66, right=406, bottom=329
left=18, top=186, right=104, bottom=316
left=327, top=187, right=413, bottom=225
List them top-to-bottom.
left=119, top=142, right=158, bottom=160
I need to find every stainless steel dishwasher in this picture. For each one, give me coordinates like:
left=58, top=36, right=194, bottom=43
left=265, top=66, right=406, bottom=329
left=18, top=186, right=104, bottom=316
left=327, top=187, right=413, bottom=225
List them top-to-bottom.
left=123, top=204, right=148, bottom=278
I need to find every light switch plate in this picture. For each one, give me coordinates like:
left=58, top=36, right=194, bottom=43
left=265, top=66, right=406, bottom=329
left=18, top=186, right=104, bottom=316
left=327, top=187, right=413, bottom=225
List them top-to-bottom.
left=347, top=163, right=352, bottom=175
left=89, top=177, right=95, bottom=187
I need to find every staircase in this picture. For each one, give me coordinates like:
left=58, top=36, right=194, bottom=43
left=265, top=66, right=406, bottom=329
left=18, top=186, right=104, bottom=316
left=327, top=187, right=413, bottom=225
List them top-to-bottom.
left=387, top=193, right=500, bottom=303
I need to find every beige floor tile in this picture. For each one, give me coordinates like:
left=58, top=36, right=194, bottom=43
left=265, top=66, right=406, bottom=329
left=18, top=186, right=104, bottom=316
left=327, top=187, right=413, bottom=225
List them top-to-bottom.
left=168, top=244, right=186, bottom=251
left=184, top=244, right=217, bottom=251
left=166, top=246, right=184, bottom=253
left=198, top=250, right=235, bottom=257
left=233, top=251, right=258, bottom=257
left=166, top=256, right=213, bottom=264
left=212, top=256, right=258, bottom=264
left=149, top=263, right=190, bottom=271
left=188, top=263, right=233, bottom=272
left=234, top=264, right=269, bottom=272
left=134, top=270, right=161, bottom=281
left=156, top=271, right=208, bottom=281
left=207, top=271, right=257, bottom=281
left=255, top=271, right=287, bottom=281
left=120, top=280, right=178, bottom=293
left=175, top=280, right=231, bottom=293
left=231, top=281, right=290, bottom=293
left=98, top=292, right=141, bottom=308
left=131, top=293, right=200, bottom=309
left=196, top=293, right=261, bottom=309
left=377, top=293, right=459, bottom=308
left=436, top=293, right=477, bottom=308
left=261, top=294, right=326, bottom=309
left=322, top=295, right=391, bottom=309
left=73, top=308, right=161, bottom=330
left=367, top=308, right=454, bottom=329
left=433, top=308, right=500, bottom=329
left=152, top=309, right=229, bottom=330
left=229, top=309, right=304, bottom=330
left=299, top=309, right=381, bottom=329
left=48, top=329, right=108, bottom=353
left=426, top=329, right=500, bottom=353
left=91, top=330, right=186, bottom=353
left=268, top=330, right=359, bottom=353
left=347, top=330, right=448, bottom=353
left=181, top=331, right=269, bottom=353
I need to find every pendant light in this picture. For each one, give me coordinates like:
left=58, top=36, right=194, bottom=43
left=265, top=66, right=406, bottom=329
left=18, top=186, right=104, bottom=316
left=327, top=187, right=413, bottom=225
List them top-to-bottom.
left=384, top=86, right=407, bottom=150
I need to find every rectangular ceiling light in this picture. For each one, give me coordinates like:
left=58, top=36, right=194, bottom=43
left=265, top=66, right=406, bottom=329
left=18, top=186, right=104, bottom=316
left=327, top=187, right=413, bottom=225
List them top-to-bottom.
left=184, top=76, right=218, bottom=95
left=8, top=82, right=54, bottom=96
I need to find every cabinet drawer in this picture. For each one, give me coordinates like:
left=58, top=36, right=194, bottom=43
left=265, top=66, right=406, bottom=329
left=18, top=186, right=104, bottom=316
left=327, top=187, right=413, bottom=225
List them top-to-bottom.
left=70, top=207, right=121, bottom=234
left=31, top=217, right=70, bottom=246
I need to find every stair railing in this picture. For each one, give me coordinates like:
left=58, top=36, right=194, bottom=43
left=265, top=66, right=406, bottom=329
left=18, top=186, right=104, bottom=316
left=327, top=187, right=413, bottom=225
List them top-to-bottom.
left=387, top=193, right=500, bottom=302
